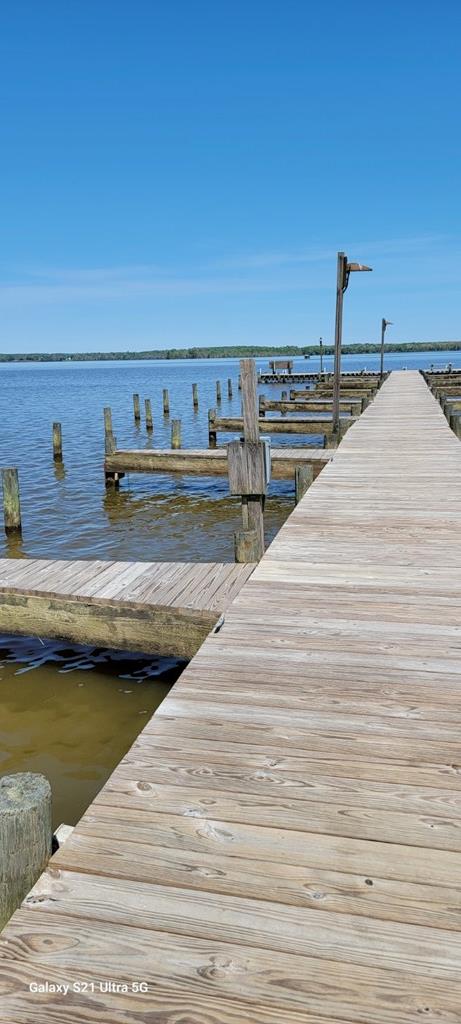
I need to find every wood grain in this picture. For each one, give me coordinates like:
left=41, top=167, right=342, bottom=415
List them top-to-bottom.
left=2, top=371, right=461, bottom=1022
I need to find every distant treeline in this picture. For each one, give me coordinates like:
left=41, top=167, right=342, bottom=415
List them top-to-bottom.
left=1, top=341, right=461, bottom=363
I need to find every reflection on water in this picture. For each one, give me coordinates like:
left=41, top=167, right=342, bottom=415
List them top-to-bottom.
left=0, top=634, right=183, bottom=827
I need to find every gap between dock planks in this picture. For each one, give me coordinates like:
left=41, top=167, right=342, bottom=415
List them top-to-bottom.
left=2, top=371, right=461, bottom=1022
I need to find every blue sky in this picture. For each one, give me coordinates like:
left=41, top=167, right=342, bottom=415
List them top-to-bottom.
left=1, top=1, right=460, bottom=352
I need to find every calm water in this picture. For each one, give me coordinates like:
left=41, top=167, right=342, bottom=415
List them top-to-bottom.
left=0, top=349, right=455, bottom=825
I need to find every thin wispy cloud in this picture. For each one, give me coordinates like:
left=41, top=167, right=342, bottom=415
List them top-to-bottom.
left=0, top=234, right=456, bottom=308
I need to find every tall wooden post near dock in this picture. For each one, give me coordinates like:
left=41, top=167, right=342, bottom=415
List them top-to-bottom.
left=227, top=358, right=267, bottom=562
left=227, top=378, right=233, bottom=399
left=216, top=380, right=222, bottom=403
left=192, top=383, right=199, bottom=409
left=163, top=389, right=170, bottom=416
left=133, top=393, right=141, bottom=424
left=104, top=407, right=116, bottom=454
left=1, top=468, right=22, bottom=534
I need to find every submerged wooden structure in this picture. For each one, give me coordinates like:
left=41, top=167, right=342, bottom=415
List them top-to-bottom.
left=2, top=370, right=461, bottom=1020
left=0, top=558, right=255, bottom=659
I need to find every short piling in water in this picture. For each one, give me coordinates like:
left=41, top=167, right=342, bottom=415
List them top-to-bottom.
left=238, top=374, right=242, bottom=391
left=228, top=378, right=233, bottom=399
left=216, top=380, right=222, bottom=403
left=192, top=383, right=199, bottom=409
left=163, top=389, right=170, bottom=416
left=133, top=393, right=141, bottom=424
left=145, top=398, right=153, bottom=431
left=208, top=409, right=217, bottom=448
left=171, top=419, right=182, bottom=449
left=52, top=422, right=63, bottom=461
left=295, top=464, right=314, bottom=504
left=1, top=468, right=22, bottom=534
left=0, top=772, right=52, bottom=929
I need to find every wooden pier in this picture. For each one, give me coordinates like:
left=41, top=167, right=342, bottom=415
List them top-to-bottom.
left=2, top=370, right=461, bottom=1021
left=104, top=445, right=334, bottom=484
left=0, top=558, right=255, bottom=659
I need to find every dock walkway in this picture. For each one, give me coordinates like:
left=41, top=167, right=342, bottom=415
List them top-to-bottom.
left=2, top=371, right=461, bottom=1022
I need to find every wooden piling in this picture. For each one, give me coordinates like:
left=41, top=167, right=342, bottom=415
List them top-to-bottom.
left=228, top=358, right=266, bottom=562
left=238, top=374, right=242, bottom=391
left=228, top=378, right=233, bottom=399
left=216, top=380, right=222, bottom=403
left=192, top=383, right=199, bottom=409
left=163, top=389, right=170, bottom=416
left=281, top=390, right=288, bottom=401
left=133, top=393, right=141, bottom=423
left=145, top=398, right=153, bottom=431
left=104, top=407, right=116, bottom=455
left=208, top=409, right=217, bottom=449
left=450, top=411, right=461, bottom=439
left=171, top=419, right=182, bottom=449
left=52, top=422, right=63, bottom=460
left=295, top=464, right=314, bottom=504
left=2, top=468, right=22, bottom=534
left=234, top=528, right=259, bottom=563
left=0, top=772, right=52, bottom=929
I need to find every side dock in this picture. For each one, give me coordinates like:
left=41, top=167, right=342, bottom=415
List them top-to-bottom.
left=2, top=370, right=461, bottom=1022
left=0, top=559, right=255, bottom=659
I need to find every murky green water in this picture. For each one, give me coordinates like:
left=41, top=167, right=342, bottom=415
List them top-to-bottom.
left=0, top=350, right=454, bottom=825
left=0, top=635, right=182, bottom=827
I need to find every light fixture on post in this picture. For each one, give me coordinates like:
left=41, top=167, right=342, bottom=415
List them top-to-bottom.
left=332, top=252, right=372, bottom=434
left=380, top=318, right=393, bottom=381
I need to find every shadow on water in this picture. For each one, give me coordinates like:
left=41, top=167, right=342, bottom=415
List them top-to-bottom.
left=0, top=634, right=185, bottom=828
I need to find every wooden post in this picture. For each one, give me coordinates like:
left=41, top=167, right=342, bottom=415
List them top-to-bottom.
left=229, top=358, right=266, bottom=561
left=238, top=374, right=242, bottom=391
left=228, top=378, right=233, bottom=399
left=216, top=380, right=222, bottom=403
left=192, top=383, right=199, bottom=409
left=163, top=389, right=170, bottom=416
left=281, top=390, right=288, bottom=401
left=133, top=393, right=141, bottom=423
left=259, top=395, right=266, bottom=417
left=145, top=398, right=153, bottom=431
left=104, top=407, right=116, bottom=455
left=208, top=409, right=217, bottom=448
left=450, top=411, right=461, bottom=440
left=171, top=419, right=182, bottom=449
left=52, top=422, right=63, bottom=460
left=295, top=464, right=314, bottom=504
left=2, top=468, right=22, bottom=534
left=234, top=528, right=259, bottom=563
left=0, top=772, right=52, bottom=929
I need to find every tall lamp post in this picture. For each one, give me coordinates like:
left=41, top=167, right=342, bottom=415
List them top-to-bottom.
left=332, top=251, right=372, bottom=434
left=380, top=318, right=393, bottom=381
left=319, top=336, right=324, bottom=375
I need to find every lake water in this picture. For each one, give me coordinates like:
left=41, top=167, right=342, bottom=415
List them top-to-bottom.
left=0, top=348, right=456, bottom=826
